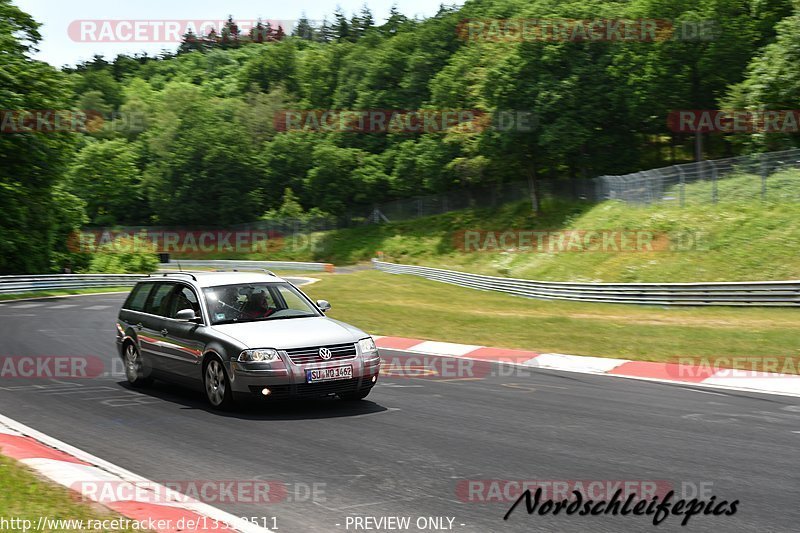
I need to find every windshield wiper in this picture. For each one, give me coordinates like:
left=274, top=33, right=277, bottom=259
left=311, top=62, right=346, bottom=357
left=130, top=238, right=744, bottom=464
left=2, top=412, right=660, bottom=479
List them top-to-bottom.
left=213, top=314, right=316, bottom=325
left=255, top=314, right=316, bottom=321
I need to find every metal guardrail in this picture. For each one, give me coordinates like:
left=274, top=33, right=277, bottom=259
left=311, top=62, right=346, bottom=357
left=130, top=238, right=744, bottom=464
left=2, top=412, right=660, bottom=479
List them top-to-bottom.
left=160, top=260, right=334, bottom=272
left=373, top=260, right=800, bottom=306
left=0, top=261, right=334, bottom=295
left=0, top=274, right=144, bottom=295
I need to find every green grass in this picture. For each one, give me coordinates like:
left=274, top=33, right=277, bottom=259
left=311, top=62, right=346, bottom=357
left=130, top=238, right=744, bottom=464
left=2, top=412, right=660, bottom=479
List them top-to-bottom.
left=186, top=168, right=800, bottom=283
left=303, top=271, right=800, bottom=363
left=0, top=455, right=148, bottom=532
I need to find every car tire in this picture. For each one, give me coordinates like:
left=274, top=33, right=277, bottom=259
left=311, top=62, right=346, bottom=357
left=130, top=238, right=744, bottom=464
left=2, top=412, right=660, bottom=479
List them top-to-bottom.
left=123, top=342, right=154, bottom=388
left=204, top=358, right=234, bottom=409
left=339, top=389, right=371, bottom=401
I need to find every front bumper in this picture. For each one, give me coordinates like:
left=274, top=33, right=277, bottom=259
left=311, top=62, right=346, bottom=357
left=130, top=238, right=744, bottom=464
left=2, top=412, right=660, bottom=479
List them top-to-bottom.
left=227, top=353, right=381, bottom=399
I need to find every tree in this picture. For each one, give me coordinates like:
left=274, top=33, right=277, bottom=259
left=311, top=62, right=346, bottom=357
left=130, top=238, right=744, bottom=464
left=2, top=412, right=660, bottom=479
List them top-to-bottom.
left=0, top=0, right=83, bottom=273
left=624, top=0, right=794, bottom=161
left=350, top=5, right=375, bottom=40
left=381, top=5, right=410, bottom=37
left=723, top=5, right=800, bottom=150
left=332, top=7, right=351, bottom=42
left=292, top=14, right=316, bottom=40
left=219, top=16, right=241, bottom=49
left=318, top=17, right=336, bottom=43
left=178, top=30, right=204, bottom=54
left=238, top=41, right=299, bottom=94
left=298, top=44, right=342, bottom=108
left=111, top=54, right=142, bottom=80
left=70, top=68, right=123, bottom=110
left=140, top=83, right=262, bottom=225
left=258, top=133, right=318, bottom=208
left=66, top=139, right=145, bottom=226
left=306, top=144, right=372, bottom=215
left=50, top=185, right=90, bottom=272
left=266, top=188, right=304, bottom=219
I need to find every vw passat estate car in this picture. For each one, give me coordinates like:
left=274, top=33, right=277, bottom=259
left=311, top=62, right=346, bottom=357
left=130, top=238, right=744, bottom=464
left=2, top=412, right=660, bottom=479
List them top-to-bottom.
left=116, top=271, right=380, bottom=408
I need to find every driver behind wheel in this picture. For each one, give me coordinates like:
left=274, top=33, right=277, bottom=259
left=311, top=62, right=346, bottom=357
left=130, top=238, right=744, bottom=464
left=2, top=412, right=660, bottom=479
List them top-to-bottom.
left=241, top=289, right=275, bottom=319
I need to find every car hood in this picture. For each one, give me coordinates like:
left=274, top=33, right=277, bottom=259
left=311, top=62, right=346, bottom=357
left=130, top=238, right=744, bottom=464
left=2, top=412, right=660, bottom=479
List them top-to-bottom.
left=209, top=316, right=367, bottom=349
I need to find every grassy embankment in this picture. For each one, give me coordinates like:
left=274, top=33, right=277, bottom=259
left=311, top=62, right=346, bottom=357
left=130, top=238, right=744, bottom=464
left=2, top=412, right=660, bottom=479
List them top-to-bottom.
left=189, top=169, right=800, bottom=283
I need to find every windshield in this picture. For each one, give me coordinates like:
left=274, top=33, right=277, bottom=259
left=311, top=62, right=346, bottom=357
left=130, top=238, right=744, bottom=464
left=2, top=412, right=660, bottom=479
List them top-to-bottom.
left=203, top=282, right=321, bottom=325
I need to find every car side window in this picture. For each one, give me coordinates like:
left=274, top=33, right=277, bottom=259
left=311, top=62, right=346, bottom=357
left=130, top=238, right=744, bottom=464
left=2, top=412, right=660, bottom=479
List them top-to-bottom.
left=123, top=282, right=154, bottom=312
left=144, top=283, right=176, bottom=316
left=168, top=286, right=201, bottom=319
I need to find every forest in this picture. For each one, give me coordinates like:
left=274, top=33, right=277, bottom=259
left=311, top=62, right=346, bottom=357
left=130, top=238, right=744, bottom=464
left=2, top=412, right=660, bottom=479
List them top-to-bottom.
left=1, top=0, right=799, bottom=273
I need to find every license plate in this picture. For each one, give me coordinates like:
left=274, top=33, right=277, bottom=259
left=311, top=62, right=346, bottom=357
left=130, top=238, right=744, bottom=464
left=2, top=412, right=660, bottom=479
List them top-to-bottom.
left=306, top=365, right=353, bottom=383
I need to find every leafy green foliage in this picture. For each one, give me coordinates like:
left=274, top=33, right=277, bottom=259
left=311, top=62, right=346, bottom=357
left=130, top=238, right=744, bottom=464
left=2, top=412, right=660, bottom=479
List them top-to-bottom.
left=0, top=0, right=81, bottom=274
left=4, top=0, right=800, bottom=275
left=56, top=1, right=798, bottom=228
left=723, top=5, right=800, bottom=151
left=66, top=139, right=145, bottom=225
left=198, top=169, right=800, bottom=283
left=86, top=236, right=159, bottom=273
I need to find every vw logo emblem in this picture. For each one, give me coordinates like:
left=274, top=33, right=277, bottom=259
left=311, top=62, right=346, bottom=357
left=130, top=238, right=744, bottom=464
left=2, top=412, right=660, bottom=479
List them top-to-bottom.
left=319, top=347, right=332, bottom=360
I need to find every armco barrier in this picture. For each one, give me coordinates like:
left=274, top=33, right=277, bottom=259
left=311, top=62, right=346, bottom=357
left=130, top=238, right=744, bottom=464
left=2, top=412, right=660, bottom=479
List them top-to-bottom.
left=160, top=259, right=334, bottom=272
left=373, top=260, right=800, bottom=307
left=0, top=261, right=334, bottom=295
left=0, top=274, right=143, bottom=295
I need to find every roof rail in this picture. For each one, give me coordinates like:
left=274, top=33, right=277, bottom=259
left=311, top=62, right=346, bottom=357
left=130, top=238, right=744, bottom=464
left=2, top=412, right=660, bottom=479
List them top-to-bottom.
left=210, top=268, right=278, bottom=277
left=157, top=272, right=198, bottom=281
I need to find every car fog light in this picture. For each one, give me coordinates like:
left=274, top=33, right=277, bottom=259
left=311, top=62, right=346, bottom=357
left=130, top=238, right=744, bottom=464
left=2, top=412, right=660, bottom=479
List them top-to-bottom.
left=261, top=388, right=271, bottom=396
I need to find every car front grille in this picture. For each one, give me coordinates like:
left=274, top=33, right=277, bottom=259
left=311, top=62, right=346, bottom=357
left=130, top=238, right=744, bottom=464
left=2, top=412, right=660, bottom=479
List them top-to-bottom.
left=284, top=343, right=357, bottom=365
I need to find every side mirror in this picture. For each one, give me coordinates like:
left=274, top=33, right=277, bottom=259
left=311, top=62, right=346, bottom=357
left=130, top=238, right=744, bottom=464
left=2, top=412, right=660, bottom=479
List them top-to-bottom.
left=316, top=299, right=331, bottom=313
left=175, top=308, right=200, bottom=322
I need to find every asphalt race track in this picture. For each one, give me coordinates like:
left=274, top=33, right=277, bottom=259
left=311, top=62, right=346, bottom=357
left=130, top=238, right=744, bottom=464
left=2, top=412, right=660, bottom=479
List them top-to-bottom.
left=0, top=293, right=798, bottom=533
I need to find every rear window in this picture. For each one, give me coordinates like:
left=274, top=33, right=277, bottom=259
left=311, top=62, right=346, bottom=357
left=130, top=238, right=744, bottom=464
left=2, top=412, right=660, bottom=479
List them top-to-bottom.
left=123, top=282, right=154, bottom=312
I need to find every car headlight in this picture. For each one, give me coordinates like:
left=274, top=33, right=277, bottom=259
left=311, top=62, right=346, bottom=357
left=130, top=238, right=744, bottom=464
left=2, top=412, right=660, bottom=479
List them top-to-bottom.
left=358, top=337, right=377, bottom=355
left=238, top=349, right=279, bottom=362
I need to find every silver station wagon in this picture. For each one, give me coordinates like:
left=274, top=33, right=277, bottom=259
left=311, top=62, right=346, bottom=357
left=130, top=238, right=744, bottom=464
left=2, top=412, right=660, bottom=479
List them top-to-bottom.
left=116, top=272, right=380, bottom=408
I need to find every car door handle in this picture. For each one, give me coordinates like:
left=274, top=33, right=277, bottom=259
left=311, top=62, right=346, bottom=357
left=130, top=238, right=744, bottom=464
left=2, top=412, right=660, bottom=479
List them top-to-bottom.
left=161, top=329, right=169, bottom=337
